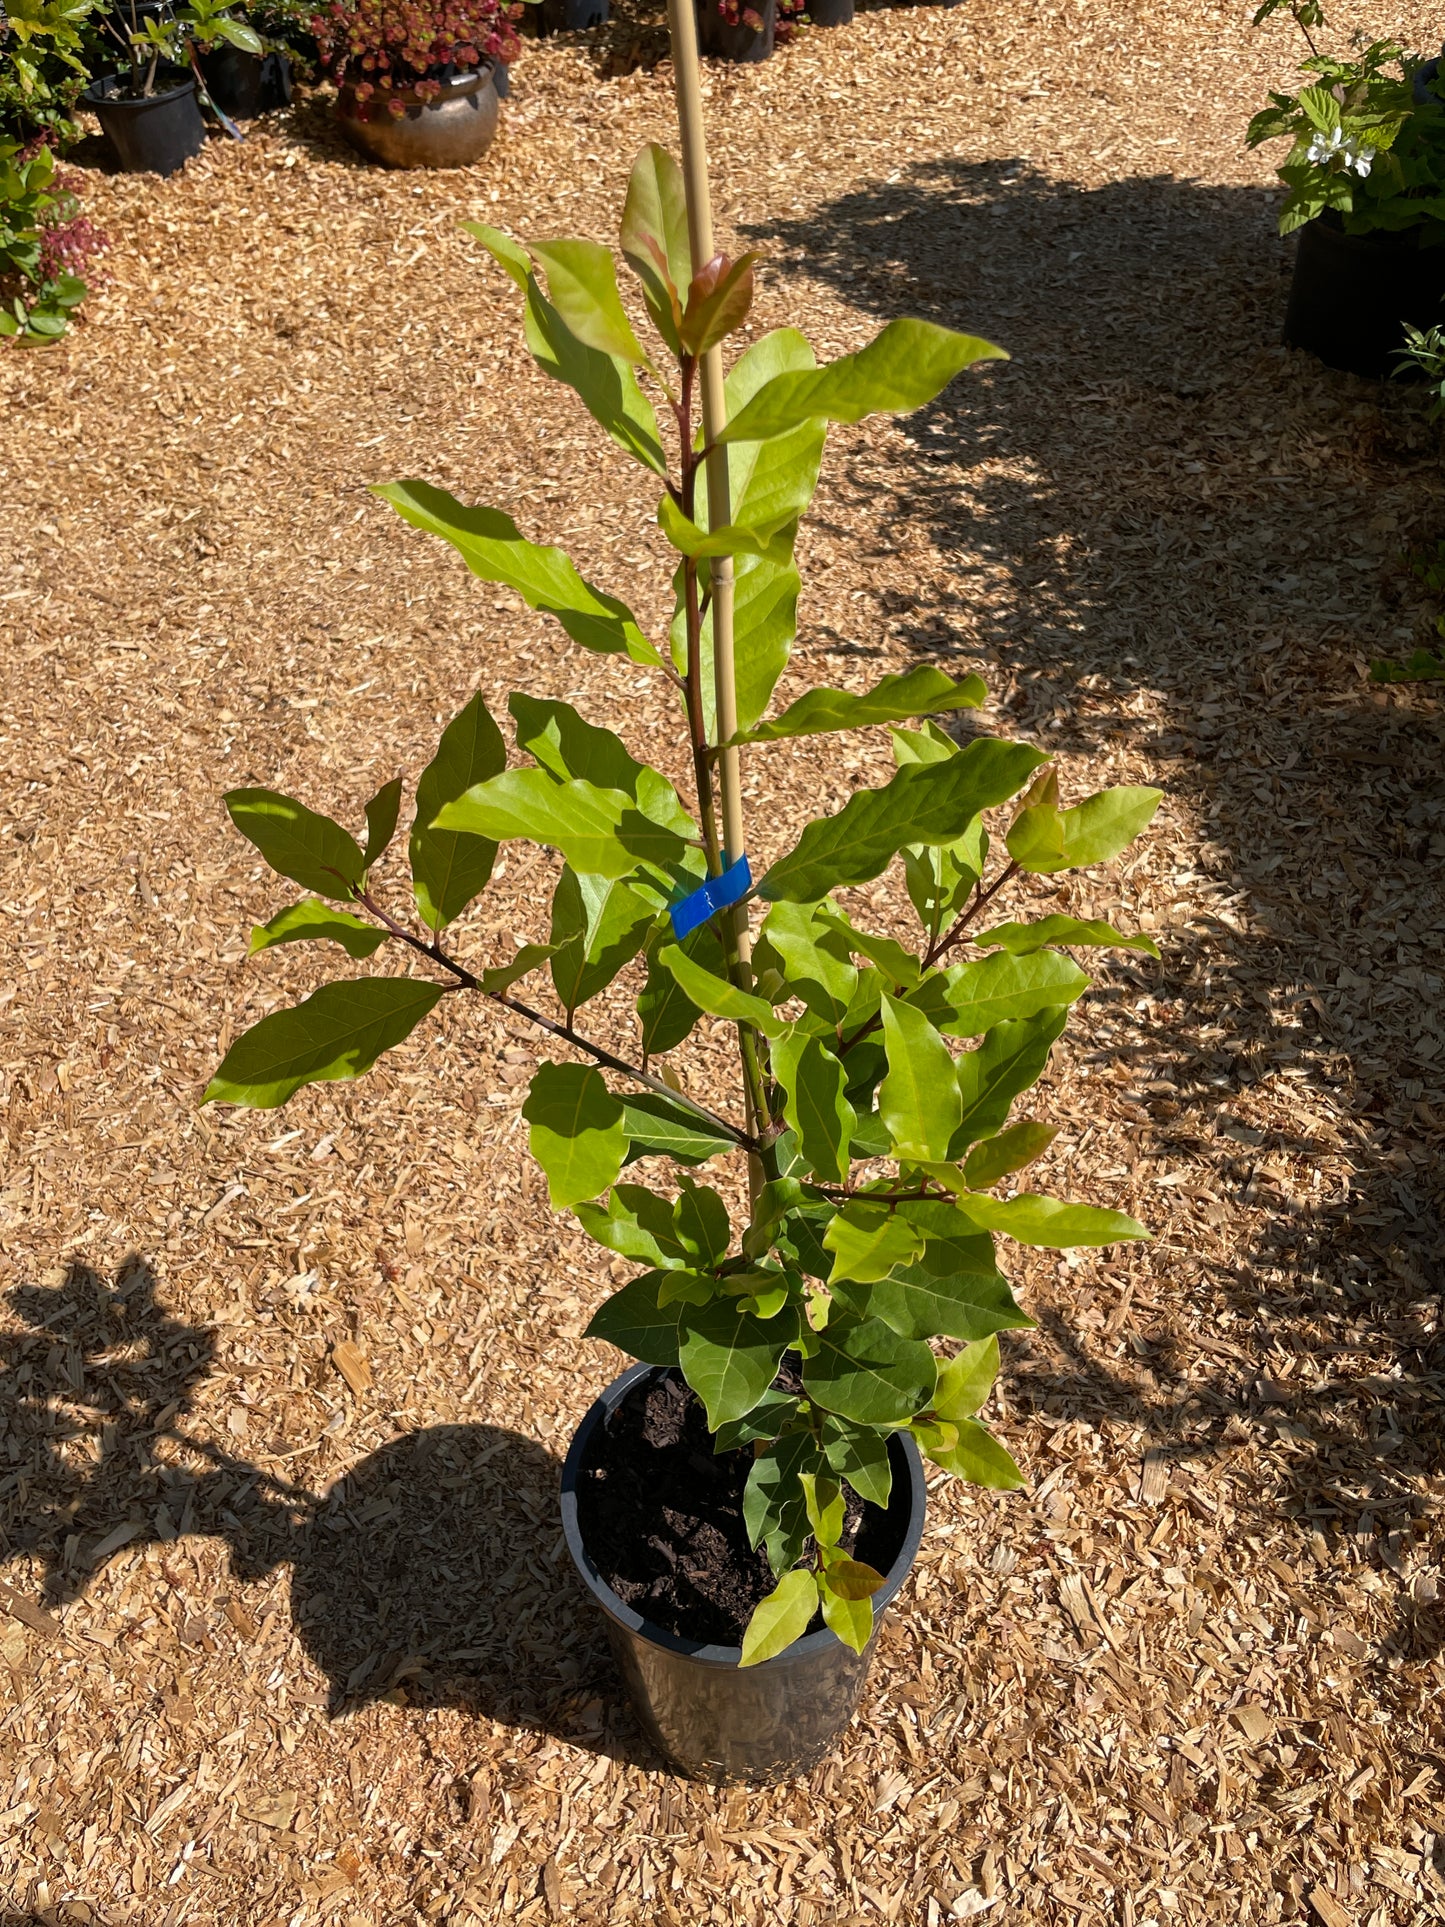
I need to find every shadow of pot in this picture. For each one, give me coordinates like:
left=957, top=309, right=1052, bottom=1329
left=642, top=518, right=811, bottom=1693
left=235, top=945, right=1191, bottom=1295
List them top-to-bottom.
left=335, top=66, right=499, bottom=168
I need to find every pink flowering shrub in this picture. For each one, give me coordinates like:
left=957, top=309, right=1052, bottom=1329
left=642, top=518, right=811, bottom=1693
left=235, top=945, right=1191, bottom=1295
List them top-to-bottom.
left=312, top=0, right=520, bottom=113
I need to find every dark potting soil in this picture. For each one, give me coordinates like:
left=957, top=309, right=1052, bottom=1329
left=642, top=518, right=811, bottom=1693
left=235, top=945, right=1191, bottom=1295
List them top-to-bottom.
left=576, top=1368, right=895, bottom=1647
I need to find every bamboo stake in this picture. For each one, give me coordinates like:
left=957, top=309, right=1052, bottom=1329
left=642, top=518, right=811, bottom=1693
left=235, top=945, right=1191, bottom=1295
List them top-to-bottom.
left=665, top=0, right=765, bottom=1193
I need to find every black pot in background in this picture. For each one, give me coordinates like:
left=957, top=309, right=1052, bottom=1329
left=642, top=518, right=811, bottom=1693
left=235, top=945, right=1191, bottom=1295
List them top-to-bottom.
left=537, top=0, right=608, bottom=31
left=696, top=0, right=776, bottom=62
left=808, top=0, right=853, bottom=22
left=200, top=44, right=293, bottom=117
left=491, top=57, right=510, bottom=97
left=83, top=68, right=206, bottom=174
left=1284, top=212, right=1445, bottom=381
left=560, top=1363, right=928, bottom=1784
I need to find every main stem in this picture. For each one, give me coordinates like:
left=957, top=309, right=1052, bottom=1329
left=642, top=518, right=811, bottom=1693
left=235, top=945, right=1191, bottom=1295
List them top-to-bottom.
left=666, top=0, right=770, bottom=1199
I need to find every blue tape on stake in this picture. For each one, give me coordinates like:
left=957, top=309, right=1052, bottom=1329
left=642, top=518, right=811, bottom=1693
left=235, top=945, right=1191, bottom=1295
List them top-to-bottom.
left=669, top=853, right=753, bottom=940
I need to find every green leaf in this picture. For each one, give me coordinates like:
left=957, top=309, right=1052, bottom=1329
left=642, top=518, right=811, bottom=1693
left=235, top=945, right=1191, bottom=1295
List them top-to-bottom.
left=619, top=142, right=691, bottom=356
left=527, top=238, right=648, bottom=365
left=679, top=251, right=757, bottom=356
left=522, top=269, right=668, bottom=475
left=719, top=317, right=1007, bottom=443
left=694, top=330, right=827, bottom=544
left=376, top=481, right=660, bottom=666
left=657, top=494, right=795, bottom=566
left=673, top=551, right=801, bottom=740
left=736, top=667, right=986, bottom=745
left=410, top=691, right=507, bottom=932
left=510, top=694, right=695, bottom=838
left=891, top=718, right=964, bottom=767
left=760, top=740, right=1047, bottom=902
left=439, top=770, right=686, bottom=880
left=362, top=778, right=403, bottom=870
left=1006, top=784, right=1163, bottom=875
left=225, top=788, right=364, bottom=902
left=549, top=867, right=654, bottom=1016
left=248, top=900, right=387, bottom=960
left=755, top=900, right=857, bottom=1023
left=974, top=914, right=1160, bottom=958
left=638, top=920, right=726, bottom=1057
left=479, top=942, right=558, bottom=995
left=658, top=944, right=785, bottom=1035
left=908, top=950, right=1088, bottom=1038
left=203, top=978, right=443, bottom=1109
left=879, top=994, right=961, bottom=1162
left=952, top=1008, right=1069, bottom=1153
left=769, top=1031, right=851, bottom=1184
left=522, top=1062, right=628, bottom=1209
left=620, top=1092, right=736, bottom=1164
left=962, top=1119, right=1059, bottom=1190
left=676, top=1174, right=731, bottom=1265
left=918, top=1180, right=1150, bottom=1248
left=575, top=1183, right=687, bottom=1267
left=823, top=1205, right=925, bottom=1285
left=831, top=1233, right=1030, bottom=1342
left=583, top=1270, right=684, bottom=1365
left=678, top=1298, right=799, bottom=1430
left=803, top=1315, right=937, bottom=1426
left=933, top=1335, right=1000, bottom=1422
left=714, top=1388, right=802, bottom=1453
left=820, top=1415, right=893, bottom=1508
left=925, top=1416, right=1025, bottom=1489
left=744, top=1428, right=823, bottom=1571
left=798, top=1471, right=846, bottom=1549
left=739, top=1569, right=818, bottom=1666
left=817, top=1572, right=873, bottom=1652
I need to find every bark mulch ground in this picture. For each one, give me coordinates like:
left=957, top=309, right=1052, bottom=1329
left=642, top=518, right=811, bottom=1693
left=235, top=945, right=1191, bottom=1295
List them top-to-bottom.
left=1, top=0, right=1443, bottom=1921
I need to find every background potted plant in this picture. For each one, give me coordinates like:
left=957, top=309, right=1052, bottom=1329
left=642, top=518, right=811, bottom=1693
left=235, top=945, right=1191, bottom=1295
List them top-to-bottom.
left=0, top=0, right=97, bottom=147
left=83, top=0, right=261, bottom=172
left=199, top=0, right=300, bottom=118
left=311, top=0, right=517, bottom=169
left=695, top=0, right=775, bottom=62
left=1249, top=0, right=1445, bottom=377
left=0, top=134, right=105, bottom=338
left=204, top=134, right=1160, bottom=1781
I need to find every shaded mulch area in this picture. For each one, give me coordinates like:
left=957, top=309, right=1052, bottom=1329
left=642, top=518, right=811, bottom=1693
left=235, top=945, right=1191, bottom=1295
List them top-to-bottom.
left=1, top=0, right=1443, bottom=1922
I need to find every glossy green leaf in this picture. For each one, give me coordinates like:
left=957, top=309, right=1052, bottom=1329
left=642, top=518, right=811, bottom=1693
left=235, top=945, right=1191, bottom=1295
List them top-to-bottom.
left=619, top=142, right=691, bottom=356
left=528, top=238, right=648, bottom=365
left=519, top=267, right=668, bottom=476
left=718, top=317, right=1007, bottom=443
left=693, top=330, right=827, bottom=545
left=377, top=481, right=661, bottom=665
left=657, top=494, right=795, bottom=566
left=672, top=551, right=801, bottom=741
left=736, top=667, right=986, bottom=745
left=409, top=691, right=507, bottom=932
left=510, top=693, right=695, bottom=838
left=890, top=719, right=961, bottom=767
left=759, top=739, right=1046, bottom=903
left=439, top=770, right=687, bottom=880
left=362, top=778, right=403, bottom=870
left=1006, top=783, right=1163, bottom=875
left=225, top=788, right=364, bottom=902
left=549, top=867, right=654, bottom=1015
left=248, top=900, right=387, bottom=960
left=755, top=901, right=857, bottom=1024
left=819, top=911, right=920, bottom=991
left=973, top=914, right=1160, bottom=959
left=637, top=920, right=726, bottom=1056
left=480, top=942, right=558, bottom=995
left=658, top=944, right=786, bottom=1036
left=908, top=949, right=1088, bottom=1038
left=203, top=978, right=442, bottom=1109
left=879, top=994, right=960, bottom=1162
left=952, top=1008, right=1069, bottom=1152
left=770, top=1031, right=851, bottom=1183
left=522, top=1061, right=628, bottom=1209
left=620, top=1092, right=737, bottom=1164
left=961, top=1119, right=1059, bottom=1189
left=676, top=1174, right=731, bottom=1265
left=918, top=1178, right=1150, bottom=1248
left=575, top=1183, right=687, bottom=1267
left=823, top=1205, right=925, bottom=1285
left=831, top=1233, right=1029, bottom=1342
left=583, top=1269, right=684, bottom=1365
left=678, top=1298, right=799, bottom=1430
left=803, top=1315, right=937, bottom=1426
left=932, top=1335, right=1000, bottom=1422
left=713, top=1388, right=802, bottom=1453
left=820, top=1415, right=893, bottom=1508
left=926, top=1416, right=1025, bottom=1489
left=744, top=1429, right=822, bottom=1571
left=798, top=1471, right=845, bottom=1548
left=822, top=1553, right=886, bottom=1600
left=739, top=1569, right=817, bottom=1666
left=817, top=1574, right=872, bottom=1653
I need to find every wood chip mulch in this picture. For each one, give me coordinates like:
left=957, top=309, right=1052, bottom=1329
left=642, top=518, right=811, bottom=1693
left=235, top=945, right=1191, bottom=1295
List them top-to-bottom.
left=1, top=0, right=1443, bottom=1921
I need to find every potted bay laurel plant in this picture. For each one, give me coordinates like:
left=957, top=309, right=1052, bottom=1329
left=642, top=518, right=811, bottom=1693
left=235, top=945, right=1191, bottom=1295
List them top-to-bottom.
left=1249, top=0, right=1445, bottom=378
left=204, top=140, right=1161, bottom=1781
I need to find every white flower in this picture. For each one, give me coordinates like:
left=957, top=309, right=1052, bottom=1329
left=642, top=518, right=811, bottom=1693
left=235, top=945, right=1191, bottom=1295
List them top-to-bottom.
left=1305, top=124, right=1372, bottom=175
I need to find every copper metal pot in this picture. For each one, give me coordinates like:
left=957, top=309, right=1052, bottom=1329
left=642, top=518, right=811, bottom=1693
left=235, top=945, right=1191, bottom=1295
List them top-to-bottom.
left=335, top=66, right=499, bottom=169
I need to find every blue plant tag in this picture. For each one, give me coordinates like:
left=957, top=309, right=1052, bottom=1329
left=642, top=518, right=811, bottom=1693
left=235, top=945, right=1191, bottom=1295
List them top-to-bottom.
left=669, top=853, right=753, bottom=940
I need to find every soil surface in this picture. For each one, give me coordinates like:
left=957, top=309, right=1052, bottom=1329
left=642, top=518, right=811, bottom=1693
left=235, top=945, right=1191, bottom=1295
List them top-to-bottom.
left=577, top=1370, right=878, bottom=1646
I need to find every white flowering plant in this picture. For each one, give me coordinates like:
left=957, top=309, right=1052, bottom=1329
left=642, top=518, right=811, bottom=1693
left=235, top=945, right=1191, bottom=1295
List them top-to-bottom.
left=1247, top=39, right=1445, bottom=237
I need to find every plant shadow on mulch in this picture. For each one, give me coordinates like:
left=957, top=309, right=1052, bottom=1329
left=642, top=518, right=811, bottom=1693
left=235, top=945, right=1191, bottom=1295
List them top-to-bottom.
left=752, top=158, right=1445, bottom=1654
left=0, top=1257, right=649, bottom=1763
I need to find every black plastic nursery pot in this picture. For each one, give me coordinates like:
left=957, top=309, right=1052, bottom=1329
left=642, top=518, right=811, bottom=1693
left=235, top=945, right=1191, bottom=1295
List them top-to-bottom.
left=538, top=0, right=609, bottom=33
left=696, top=0, right=777, bottom=63
left=808, top=0, right=854, bottom=24
left=200, top=44, right=293, bottom=118
left=84, top=69, right=206, bottom=175
left=1284, top=212, right=1445, bottom=382
left=560, top=1363, right=927, bottom=1784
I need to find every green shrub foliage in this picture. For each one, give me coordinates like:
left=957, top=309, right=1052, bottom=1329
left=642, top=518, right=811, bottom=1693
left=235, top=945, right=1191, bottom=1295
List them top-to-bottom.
left=209, top=144, right=1162, bottom=1665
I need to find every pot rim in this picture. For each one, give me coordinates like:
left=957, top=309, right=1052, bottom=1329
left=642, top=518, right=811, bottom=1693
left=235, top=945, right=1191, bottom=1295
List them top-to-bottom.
left=83, top=68, right=196, bottom=104
left=559, top=1359, right=927, bottom=1670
